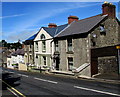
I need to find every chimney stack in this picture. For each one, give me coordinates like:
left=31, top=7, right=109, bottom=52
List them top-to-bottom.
left=102, top=1, right=116, bottom=18
left=68, top=16, right=79, bottom=24
left=48, top=23, right=57, bottom=28
left=22, top=44, right=24, bottom=49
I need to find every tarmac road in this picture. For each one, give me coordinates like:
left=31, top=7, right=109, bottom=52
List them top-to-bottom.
left=1, top=67, right=120, bottom=97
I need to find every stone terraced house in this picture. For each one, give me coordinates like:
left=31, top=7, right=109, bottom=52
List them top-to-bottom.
left=53, top=2, right=120, bottom=77
left=23, top=33, right=38, bottom=67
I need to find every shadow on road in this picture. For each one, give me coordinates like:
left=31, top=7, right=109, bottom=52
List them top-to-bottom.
left=2, top=72, right=21, bottom=90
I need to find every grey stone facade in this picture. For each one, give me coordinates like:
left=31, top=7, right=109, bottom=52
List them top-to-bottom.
left=54, top=16, right=119, bottom=76
left=90, top=18, right=120, bottom=75
left=90, top=18, right=120, bottom=48
left=55, top=34, right=91, bottom=77
left=24, top=44, right=34, bottom=65
left=98, top=56, right=118, bottom=74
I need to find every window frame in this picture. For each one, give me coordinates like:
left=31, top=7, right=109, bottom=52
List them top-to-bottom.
left=40, top=34, right=46, bottom=52
left=41, top=34, right=45, bottom=40
left=67, top=38, right=73, bottom=52
left=42, top=40, right=46, bottom=51
left=54, top=40, right=59, bottom=52
left=35, top=42, right=38, bottom=51
left=43, top=56, right=46, bottom=65
left=68, top=57, right=73, bottom=71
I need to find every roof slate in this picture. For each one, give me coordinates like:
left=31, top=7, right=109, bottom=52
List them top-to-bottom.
left=55, top=15, right=108, bottom=38
left=42, top=24, right=68, bottom=37
left=26, top=33, right=38, bottom=41
left=11, top=49, right=24, bottom=56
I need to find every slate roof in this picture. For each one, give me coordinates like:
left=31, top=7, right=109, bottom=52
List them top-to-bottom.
left=55, top=14, right=108, bottom=38
left=42, top=24, right=68, bottom=37
left=26, top=33, right=38, bottom=41
left=10, top=49, right=25, bottom=56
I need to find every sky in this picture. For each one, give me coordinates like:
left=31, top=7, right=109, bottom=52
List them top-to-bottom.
left=1, top=1, right=120, bottom=43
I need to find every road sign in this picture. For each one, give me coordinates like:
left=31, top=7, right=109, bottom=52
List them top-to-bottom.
left=116, top=46, right=120, bottom=49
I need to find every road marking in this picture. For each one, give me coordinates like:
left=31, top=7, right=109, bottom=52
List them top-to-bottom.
left=4, top=70, right=8, bottom=72
left=9, top=71, right=14, bottom=73
left=17, top=74, right=28, bottom=77
left=17, top=74, right=22, bottom=76
left=21, top=74, right=28, bottom=77
left=34, top=77, right=58, bottom=84
left=2, top=80, right=26, bottom=97
left=74, top=86, right=120, bottom=96
left=7, top=87, right=20, bottom=97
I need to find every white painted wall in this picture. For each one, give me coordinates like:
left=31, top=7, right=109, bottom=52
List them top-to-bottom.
left=34, top=28, right=54, bottom=68
left=7, top=55, right=24, bottom=69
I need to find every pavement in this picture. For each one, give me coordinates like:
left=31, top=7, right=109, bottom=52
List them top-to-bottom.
left=39, top=69, right=120, bottom=84
left=91, top=73, right=120, bottom=84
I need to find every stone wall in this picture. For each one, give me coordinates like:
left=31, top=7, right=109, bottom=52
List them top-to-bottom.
left=90, top=17, right=119, bottom=75
left=90, top=18, right=120, bottom=48
left=24, top=44, right=34, bottom=65
left=98, top=56, right=118, bottom=74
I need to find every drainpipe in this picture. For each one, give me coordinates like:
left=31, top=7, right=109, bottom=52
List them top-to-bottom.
left=50, top=40, right=54, bottom=69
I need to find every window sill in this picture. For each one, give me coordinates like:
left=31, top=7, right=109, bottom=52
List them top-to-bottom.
left=42, top=50, right=46, bottom=52
left=54, top=51, right=59, bottom=54
left=66, top=51, right=74, bottom=54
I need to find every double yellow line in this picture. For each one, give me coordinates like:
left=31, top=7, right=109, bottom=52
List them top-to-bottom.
left=2, top=80, right=26, bottom=97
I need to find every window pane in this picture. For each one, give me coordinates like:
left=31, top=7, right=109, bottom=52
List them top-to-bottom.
left=41, top=34, right=45, bottom=39
left=67, top=39, right=72, bottom=51
left=42, top=41, right=46, bottom=51
left=55, top=41, right=59, bottom=51
left=36, top=42, right=38, bottom=50
left=43, top=56, right=46, bottom=65
left=68, top=57, right=73, bottom=71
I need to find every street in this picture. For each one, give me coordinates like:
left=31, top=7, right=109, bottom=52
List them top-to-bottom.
left=1, top=67, right=120, bottom=97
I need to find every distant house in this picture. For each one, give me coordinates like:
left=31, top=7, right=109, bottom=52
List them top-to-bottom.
left=53, top=2, right=120, bottom=77
left=34, top=23, right=68, bottom=69
left=23, top=33, right=37, bottom=67
left=0, top=47, right=9, bottom=66
left=7, top=49, right=25, bottom=69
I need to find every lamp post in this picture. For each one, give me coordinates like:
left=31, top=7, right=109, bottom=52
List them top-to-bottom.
left=116, top=46, right=120, bottom=74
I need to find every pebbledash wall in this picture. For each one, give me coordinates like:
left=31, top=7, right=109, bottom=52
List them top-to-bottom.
left=58, top=35, right=91, bottom=76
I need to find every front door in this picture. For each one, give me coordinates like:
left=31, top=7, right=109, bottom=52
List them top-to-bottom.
left=56, top=57, right=59, bottom=70
left=91, top=58, right=98, bottom=76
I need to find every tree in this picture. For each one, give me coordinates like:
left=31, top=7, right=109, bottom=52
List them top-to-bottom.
left=0, top=40, right=7, bottom=47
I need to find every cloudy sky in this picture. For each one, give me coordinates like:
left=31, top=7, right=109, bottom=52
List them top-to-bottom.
left=1, top=1, right=119, bottom=43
